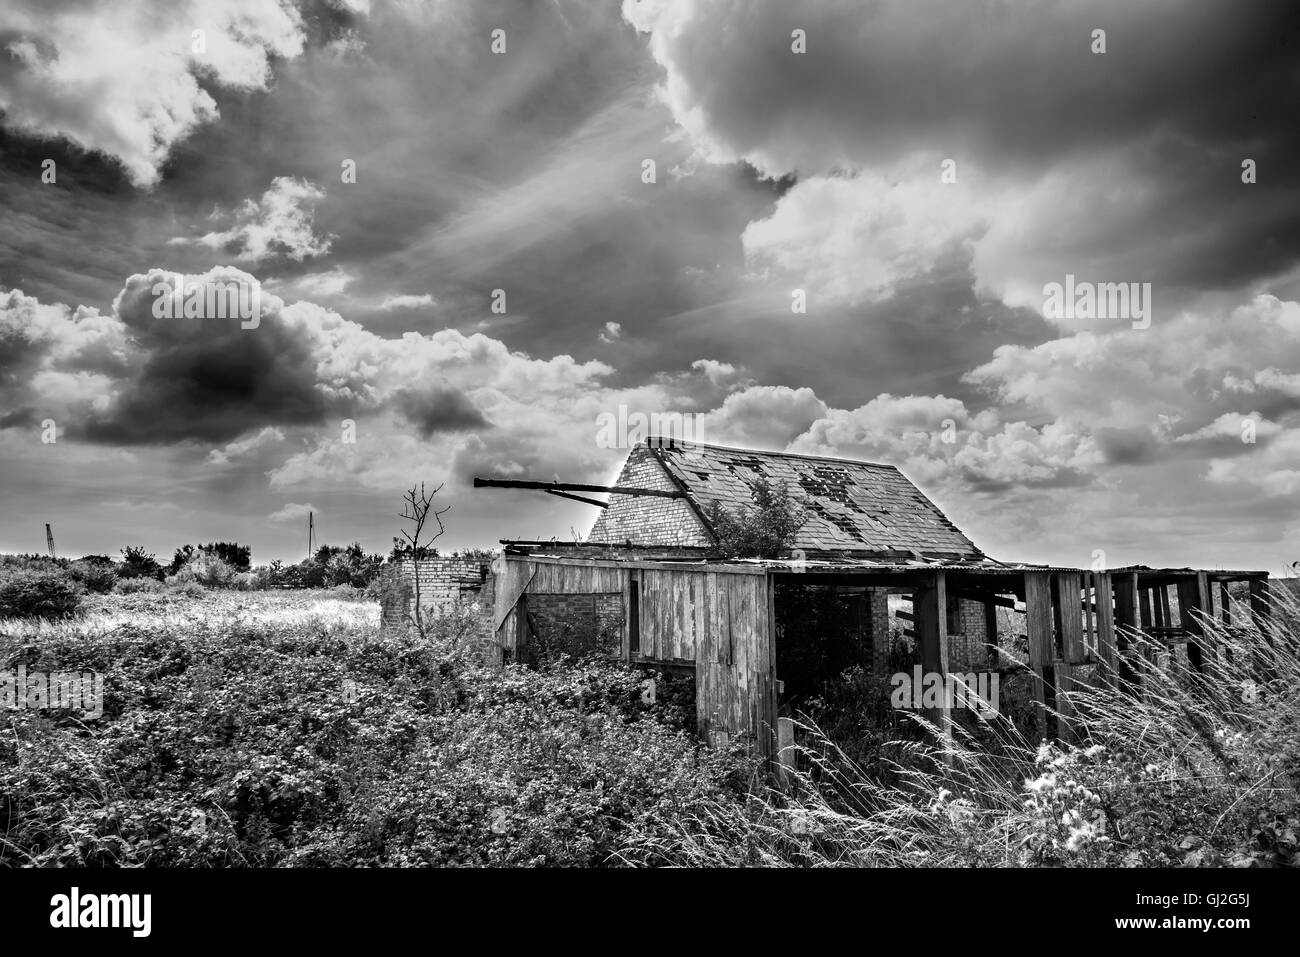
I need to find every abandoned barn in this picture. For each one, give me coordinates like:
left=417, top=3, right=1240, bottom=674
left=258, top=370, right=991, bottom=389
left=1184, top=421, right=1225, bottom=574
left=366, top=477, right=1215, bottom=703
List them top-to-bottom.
left=382, top=438, right=1272, bottom=755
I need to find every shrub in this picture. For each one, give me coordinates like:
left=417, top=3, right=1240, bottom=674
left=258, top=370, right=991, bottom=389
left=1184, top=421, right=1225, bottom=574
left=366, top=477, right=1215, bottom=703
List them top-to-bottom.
left=703, top=477, right=807, bottom=559
left=118, top=546, right=163, bottom=581
left=172, top=554, right=236, bottom=589
left=67, top=559, right=118, bottom=593
left=0, top=569, right=83, bottom=619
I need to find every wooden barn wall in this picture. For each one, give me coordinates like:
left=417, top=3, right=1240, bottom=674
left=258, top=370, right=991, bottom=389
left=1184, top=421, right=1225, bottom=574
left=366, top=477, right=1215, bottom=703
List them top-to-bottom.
left=494, top=558, right=777, bottom=755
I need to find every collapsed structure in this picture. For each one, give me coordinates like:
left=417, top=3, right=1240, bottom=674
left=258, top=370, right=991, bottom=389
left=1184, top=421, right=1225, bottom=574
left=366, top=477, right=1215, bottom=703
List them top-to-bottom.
left=382, top=438, right=1271, bottom=755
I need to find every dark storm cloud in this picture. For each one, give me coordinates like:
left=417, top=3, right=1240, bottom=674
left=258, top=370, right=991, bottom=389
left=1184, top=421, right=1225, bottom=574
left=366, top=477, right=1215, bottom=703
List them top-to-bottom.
left=631, top=0, right=1300, bottom=302
left=78, top=270, right=328, bottom=445
left=395, top=386, right=492, bottom=437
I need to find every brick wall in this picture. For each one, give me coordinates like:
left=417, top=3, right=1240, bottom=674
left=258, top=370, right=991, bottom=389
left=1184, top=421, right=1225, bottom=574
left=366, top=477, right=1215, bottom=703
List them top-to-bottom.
left=587, top=446, right=713, bottom=546
left=379, top=557, right=496, bottom=657
left=868, top=587, right=892, bottom=674
left=527, top=592, right=624, bottom=656
left=947, top=596, right=990, bottom=671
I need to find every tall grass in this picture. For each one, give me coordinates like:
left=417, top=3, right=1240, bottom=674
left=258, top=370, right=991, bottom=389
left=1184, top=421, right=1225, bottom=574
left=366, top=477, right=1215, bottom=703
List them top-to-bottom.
left=619, top=584, right=1300, bottom=867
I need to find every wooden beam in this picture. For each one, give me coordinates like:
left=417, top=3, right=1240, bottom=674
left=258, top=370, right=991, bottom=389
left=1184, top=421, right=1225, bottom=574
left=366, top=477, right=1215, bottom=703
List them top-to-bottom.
left=474, top=477, right=686, bottom=499
left=544, top=488, right=609, bottom=508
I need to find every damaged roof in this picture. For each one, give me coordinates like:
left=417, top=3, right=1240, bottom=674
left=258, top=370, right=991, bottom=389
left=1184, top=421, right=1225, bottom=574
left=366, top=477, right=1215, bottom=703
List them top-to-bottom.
left=644, top=438, right=983, bottom=559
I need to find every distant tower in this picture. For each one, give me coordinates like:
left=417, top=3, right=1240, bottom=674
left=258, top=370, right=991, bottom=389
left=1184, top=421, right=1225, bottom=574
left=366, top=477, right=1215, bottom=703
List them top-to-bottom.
left=308, top=511, right=314, bottom=558
left=45, top=523, right=56, bottom=558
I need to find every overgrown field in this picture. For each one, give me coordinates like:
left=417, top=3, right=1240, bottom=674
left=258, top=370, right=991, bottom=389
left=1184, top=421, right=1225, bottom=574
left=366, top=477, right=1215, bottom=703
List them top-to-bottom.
left=2, top=587, right=1299, bottom=867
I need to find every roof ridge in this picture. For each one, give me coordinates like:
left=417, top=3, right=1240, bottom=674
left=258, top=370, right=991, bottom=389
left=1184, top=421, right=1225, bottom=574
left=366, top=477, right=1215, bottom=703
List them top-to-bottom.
left=642, top=436, right=898, bottom=470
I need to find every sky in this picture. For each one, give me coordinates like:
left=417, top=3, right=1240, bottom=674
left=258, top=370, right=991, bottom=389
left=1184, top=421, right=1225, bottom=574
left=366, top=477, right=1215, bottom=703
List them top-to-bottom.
left=0, top=0, right=1298, bottom=572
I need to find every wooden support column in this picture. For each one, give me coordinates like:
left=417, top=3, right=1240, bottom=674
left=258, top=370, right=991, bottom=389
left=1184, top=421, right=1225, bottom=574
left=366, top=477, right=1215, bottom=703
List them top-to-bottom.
left=913, top=571, right=952, bottom=750
left=1024, top=572, right=1054, bottom=739
left=1094, top=572, right=1118, bottom=683
left=1112, top=572, right=1142, bottom=695
left=1177, top=574, right=1211, bottom=674
left=1249, top=579, right=1272, bottom=632
left=1249, top=579, right=1275, bottom=682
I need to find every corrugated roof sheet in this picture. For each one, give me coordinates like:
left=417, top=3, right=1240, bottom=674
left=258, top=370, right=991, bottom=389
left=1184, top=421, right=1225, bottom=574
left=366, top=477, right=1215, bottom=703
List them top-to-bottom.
left=646, top=438, right=982, bottom=558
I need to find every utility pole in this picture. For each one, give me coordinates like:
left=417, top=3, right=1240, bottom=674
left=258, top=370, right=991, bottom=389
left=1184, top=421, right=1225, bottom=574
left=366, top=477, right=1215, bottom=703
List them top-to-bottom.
left=45, top=523, right=56, bottom=558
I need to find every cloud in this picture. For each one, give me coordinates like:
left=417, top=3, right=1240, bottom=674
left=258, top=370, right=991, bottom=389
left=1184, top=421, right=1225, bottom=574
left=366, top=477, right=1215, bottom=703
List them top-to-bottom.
left=0, top=0, right=312, bottom=187
left=627, top=0, right=1300, bottom=316
left=742, top=168, right=992, bottom=305
left=172, top=177, right=333, bottom=263
left=282, top=267, right=355, bottom=297
left=378, top=293, right=434, bottom=310
left=599, top=321, right=622, bottom=343
left=699, top=385, right=826, bottom=449
left=395, top=386, right=491, bottom=436
left=208, top=426, right=285, bottom=465
left=268, top=502, right=318, bottom=523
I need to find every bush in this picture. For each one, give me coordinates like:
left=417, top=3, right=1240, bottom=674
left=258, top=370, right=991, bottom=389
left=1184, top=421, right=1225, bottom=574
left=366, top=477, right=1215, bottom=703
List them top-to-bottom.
left=703, top=477, right=807, bottom=559
left=170, top=543, right=252, bottom=573
left=118, top=546, right=163, bottom=581
left=171, top=554, right=236, bottom=589
left=67, top=559, right=118, bottom=593
left=0, top=569, right=83, bottom=619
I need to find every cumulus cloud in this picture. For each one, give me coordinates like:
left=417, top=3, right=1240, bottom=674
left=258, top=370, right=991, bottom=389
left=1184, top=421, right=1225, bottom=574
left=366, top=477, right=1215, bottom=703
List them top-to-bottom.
left=0, top=0, right=311, bottom=187
left=742, top=168, right=993, bottom=305
left=172, top=177, right=333, bottom=263
left=699, top=385, right=826, bottom=449
left=267, top=502, right=318, bottom=523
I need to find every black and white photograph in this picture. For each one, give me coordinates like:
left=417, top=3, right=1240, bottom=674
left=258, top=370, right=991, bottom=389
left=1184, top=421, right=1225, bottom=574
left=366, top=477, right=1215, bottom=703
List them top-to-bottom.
left=1, top=0, right=1297, bottom=936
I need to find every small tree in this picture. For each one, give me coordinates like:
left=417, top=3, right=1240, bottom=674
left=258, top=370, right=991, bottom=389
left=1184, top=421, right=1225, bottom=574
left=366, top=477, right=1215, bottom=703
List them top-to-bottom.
left=703, top=478, right=807, bottom=559
left=393, top=482, right=451, bottom=639
left=119, top=546, right=164, bottom=581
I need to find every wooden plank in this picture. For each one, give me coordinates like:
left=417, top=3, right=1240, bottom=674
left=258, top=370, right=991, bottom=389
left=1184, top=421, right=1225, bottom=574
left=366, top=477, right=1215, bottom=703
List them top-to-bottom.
left=1024, top=572, right=1054, bottom=738
left=1058, top=572, right=1085, bottom=664
left=1094, top=572, right=1118, bottom=681
left=1082, top=573, right=1095, bottom=660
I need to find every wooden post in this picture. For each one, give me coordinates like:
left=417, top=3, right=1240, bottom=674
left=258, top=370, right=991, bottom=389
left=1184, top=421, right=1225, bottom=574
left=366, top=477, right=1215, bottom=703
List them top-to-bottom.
left=913, top=572, right=952, bottom=750
left=1024, top=572, right=1054, bottom=739
left=1094, top=572, right=1118, bottom=682
left=1177, top=574, right=1210, bottom=674
left=776, top=716, right=796, bottom=788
